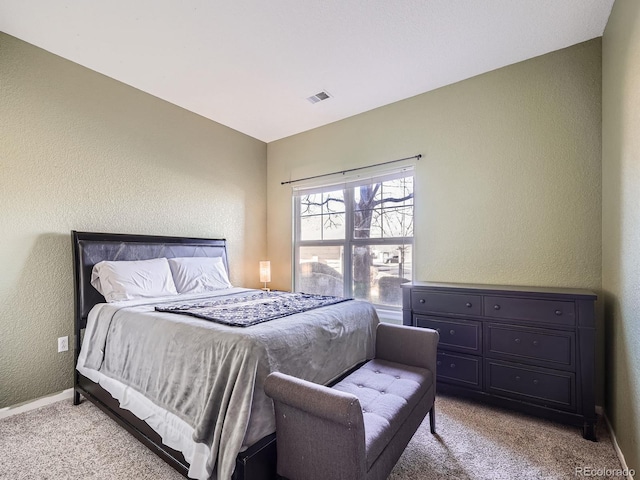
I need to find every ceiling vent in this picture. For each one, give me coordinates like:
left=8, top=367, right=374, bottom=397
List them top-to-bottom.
left=306, top=91, right=331, bottom=104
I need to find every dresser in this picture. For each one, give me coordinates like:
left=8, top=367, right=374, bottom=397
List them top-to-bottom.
left=402, top=282, right=597, bottom=440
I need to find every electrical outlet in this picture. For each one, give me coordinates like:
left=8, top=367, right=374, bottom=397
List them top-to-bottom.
left=57, top=336, right=68, bottom=353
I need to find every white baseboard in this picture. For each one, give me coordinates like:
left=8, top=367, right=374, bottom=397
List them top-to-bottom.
left=0, top=388, right=74, bottom=420
left=602, top=409, right=635, bottom=480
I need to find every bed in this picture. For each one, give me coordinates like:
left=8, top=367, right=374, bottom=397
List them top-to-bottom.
left=72, top=231, right=379, bottom=480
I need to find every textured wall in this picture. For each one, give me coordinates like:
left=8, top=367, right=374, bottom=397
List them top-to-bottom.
left=602, top=0, right=640, bottom=473
left=0, top=33, right=267, bottom=408
left=267, top=40, right=602, bottom=389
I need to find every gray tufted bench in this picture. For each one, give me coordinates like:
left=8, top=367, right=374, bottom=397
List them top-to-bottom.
left=264, top=323, right=439, bottom=480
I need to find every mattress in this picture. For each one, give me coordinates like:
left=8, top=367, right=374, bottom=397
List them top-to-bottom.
left=77, top=288, right=378, bottom=480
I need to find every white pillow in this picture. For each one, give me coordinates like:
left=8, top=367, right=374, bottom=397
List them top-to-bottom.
left=167, top=257, right=233, bottom=294
left=91, top=258, right=178, bottom=302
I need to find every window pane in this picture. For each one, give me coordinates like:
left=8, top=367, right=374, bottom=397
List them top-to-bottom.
left=352, top=177, right=413, bottom=240
left=299, top=190, right=345, bottom=241
left=323, top=191, right=345, bottom=213
left=300, top=193, right=323, bottom=215
left=381, top=205, right=413, bottom=237
left=323, top=213, right=345, bottom=240
left=300, top=215, right=322, bottom=241
left=352, top=245, right=412, bottom=307
left=297, top=246, right=344, bottom=297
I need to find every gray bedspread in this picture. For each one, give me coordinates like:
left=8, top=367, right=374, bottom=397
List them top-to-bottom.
left=77, top=288, right=378, bottom=480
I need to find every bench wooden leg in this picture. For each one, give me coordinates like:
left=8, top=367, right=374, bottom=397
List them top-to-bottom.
left=429, top=405, right=436, bottom=434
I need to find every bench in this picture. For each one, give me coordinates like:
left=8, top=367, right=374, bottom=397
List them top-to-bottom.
left=264, top=322, right=439, bottom=480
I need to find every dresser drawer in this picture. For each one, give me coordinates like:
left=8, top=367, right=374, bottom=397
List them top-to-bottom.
left=412, top=291, right=481, bottom=316
left=483, top=296, right=575, bottom=326
left=417, top=316, right=481, bottom=354
left=485, top=324, right=574, bottom=370
left=437, top=351, right=482, bottom=389
left=485, top=360, right=575, bottom=411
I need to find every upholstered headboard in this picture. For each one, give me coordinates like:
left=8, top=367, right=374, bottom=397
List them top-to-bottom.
left=72, top=231, right=229, bottom=327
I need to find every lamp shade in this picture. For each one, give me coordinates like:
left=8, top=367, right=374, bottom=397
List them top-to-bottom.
left=259, top=261, right=271, bottom=283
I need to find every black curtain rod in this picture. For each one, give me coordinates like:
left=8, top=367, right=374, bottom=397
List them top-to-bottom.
left=281, top=154, right=421, bottom=186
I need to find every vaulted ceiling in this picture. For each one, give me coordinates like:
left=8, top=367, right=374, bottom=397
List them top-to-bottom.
left=0, top=1, right=614, bottom=142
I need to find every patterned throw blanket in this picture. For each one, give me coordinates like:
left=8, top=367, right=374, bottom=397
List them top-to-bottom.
left=155, top=290, right=352, bottom=327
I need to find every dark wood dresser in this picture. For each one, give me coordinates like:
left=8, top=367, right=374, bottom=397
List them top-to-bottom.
left=402, top=282, right=597, bottom=440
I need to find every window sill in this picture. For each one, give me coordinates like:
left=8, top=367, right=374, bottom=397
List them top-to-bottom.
left=375, top=307, right=403, bottom=325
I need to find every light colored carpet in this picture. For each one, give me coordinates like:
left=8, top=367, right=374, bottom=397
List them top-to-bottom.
left=0, top=394, right=624, bottom=479
left=389, top=396, right=624, bottom=480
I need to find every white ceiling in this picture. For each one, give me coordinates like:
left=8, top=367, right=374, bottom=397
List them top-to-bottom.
left=0, top=1, right=614, bottom=143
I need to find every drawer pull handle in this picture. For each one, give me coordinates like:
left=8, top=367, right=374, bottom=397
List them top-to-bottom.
left=420, top=299, right=426, bottom=304
left=466, top=302, right=472, bottom=308
left=494, top=304, right=501, bottom=310
left=555, top=310, right=562, bottom=316
left=436, top=328, right=441, bottom=334
left=450, top=329, right=455, bottom=335
left=515, top=338, right=521, bottom=344
left=533, top=340, right=539, bottom=346
left=437, top=361, right=441, bottom=366
left=450, top=363, right=456, bottom=369
left=515, top=376, right=521, bottom=381
left=533, top=379, right=539, bottom=385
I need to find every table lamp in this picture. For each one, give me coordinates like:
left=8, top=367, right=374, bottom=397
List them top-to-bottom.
left=260, top=261, right=271, bottom=291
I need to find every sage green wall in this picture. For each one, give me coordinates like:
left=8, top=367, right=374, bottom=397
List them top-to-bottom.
left=602, top=0, right=640, bottom=473
left=0, top=33, right=267, bottom=408
left=267, top=39, right=603, bottom=392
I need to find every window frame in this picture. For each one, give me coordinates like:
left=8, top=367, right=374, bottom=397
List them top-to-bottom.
left=292, top=170, right=414, bottom=309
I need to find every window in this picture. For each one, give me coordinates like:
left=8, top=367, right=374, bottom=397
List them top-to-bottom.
left=293, top=170, right=414, bottom=307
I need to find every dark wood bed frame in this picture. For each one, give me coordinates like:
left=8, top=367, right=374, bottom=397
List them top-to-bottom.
left=72, top=231, right=277, bottom=480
